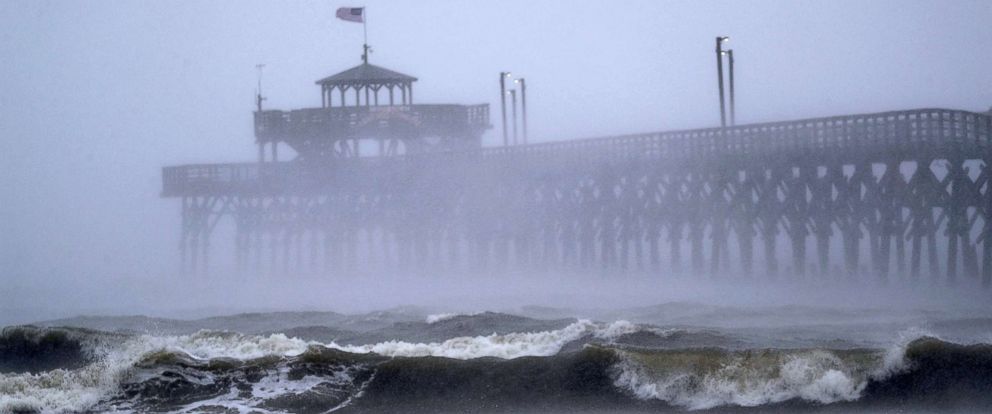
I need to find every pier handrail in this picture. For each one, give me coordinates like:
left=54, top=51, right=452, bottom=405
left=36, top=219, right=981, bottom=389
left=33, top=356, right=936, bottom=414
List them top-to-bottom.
left=254, top=103, right=491, bottom=141
left=167, top=108, right=992, bottom=197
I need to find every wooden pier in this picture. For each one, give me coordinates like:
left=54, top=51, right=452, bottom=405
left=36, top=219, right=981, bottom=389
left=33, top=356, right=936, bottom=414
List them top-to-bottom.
left=163, top=60, right=992, bottom=287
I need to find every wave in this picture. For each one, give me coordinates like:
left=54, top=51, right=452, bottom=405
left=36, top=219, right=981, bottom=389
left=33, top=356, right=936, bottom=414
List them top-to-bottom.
left=425, top=312, right=473, bottom=324
left=322, top=319, right=638, bottom=359
left=0, top=321, right=628, bottom=413
left=3, top=323, right=992, bottom=413
left=1, top=326, right=95, bottom=373
left=0, top=327, right=151, bottom=414
left=0, top=329, right=318, bottom=414
left=613, top=347, right=878, bottom=409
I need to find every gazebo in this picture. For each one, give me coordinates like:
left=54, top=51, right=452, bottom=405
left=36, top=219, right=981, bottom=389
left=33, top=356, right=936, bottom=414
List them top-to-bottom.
left=316, top=63, right=418, bottom=108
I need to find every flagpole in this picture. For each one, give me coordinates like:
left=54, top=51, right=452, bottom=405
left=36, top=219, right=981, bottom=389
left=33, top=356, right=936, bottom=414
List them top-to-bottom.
left=362, top=7, right=369, bottom=64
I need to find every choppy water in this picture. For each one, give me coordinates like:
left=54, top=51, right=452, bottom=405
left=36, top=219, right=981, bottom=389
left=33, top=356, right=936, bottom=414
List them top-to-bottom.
left=2, top=305, right=992, bottom=413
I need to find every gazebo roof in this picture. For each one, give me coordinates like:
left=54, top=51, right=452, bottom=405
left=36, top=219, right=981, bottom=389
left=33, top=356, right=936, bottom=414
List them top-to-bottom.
left=315, top=63, right=417, bottom=86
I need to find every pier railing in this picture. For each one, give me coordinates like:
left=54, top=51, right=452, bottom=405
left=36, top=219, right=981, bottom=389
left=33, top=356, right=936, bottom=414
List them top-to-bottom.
left=254, top=104, right=491, bottom=141
left=167, top=108, right=992, bottom=197
left=475, top=108, right=991, bottom=164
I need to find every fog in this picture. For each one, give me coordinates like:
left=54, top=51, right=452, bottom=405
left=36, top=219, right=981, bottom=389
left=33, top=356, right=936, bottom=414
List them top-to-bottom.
left=2, top=0, right=992, bottom=326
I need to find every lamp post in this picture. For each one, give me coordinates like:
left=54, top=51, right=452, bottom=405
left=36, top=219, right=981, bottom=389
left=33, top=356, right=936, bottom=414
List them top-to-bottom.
left=715, top=36, right=729, bottom=127
left=727, top=49, right=735, bottom=126
left=255, top=63, right=266, bottom=163
left=255, top=63, right=266, bottom=113
left=499, top=71, right=512, bottom=146
left=515, top=78, right=527, bottom=144
left=509, top=89, right=518, bottom=145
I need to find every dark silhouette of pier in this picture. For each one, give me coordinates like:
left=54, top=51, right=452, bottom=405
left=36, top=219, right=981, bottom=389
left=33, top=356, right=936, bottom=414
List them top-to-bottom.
left=162, top=61, right=992, bottom=287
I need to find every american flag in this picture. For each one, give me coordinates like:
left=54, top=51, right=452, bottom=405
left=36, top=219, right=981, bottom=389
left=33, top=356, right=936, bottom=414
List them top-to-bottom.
left=336, top=7, right=364, bottom=23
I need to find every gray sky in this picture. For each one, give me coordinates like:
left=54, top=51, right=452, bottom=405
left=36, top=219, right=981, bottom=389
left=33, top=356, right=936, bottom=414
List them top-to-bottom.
left=1, top=0, right=990, bottom=317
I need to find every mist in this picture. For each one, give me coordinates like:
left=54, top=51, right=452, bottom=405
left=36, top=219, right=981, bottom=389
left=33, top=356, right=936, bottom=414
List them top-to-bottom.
left=3, top=0, right=992, bottom=326
left=5, top=3, right=992, bottom=411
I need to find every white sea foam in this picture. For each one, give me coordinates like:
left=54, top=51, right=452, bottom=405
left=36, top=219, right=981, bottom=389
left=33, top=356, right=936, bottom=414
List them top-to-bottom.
left=425, top=311, right=492, bottom=324
left=425, top=313, right=456, bottom=324
left=327, top=319, right=636, bottom=359
left=593, top=319, right=642, bottom=340
left=0, top=321, right=641, bottom=413
left=163, top=321, right=644, bottom=361
left=2, top=322, right=931, bottom=413
left=872, top=327, right=934, bottom=380
left=613, top=328, right=936, bottom=410
left=155, top=330, right=313, bottom=360
left=0, top=331, right=314, bottom=414
left=1, top=336, right=149, bottom=414
left=613, top=350, right=867, bottom=410
left=169, top=365, right=361, bottom=414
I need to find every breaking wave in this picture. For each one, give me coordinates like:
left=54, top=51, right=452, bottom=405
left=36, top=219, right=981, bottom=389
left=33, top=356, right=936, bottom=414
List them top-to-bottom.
left=324, top=319, right=635, bottom=359
left=2, top=322, right=992, bottom=413
left=613, top=347, right=876, bottom=409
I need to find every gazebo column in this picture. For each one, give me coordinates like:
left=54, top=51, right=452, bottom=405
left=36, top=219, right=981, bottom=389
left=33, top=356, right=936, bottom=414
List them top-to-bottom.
left=408, top=82, right=413, bottom=104
left=389, top=85, right=395, bottom=106
left=401, top=85, right=407, bottom=105
left=321, top=86, right=327, bottom=108
left=340, top=87, right=347, bottom=107
left=355, top=87, right=361, bottom=107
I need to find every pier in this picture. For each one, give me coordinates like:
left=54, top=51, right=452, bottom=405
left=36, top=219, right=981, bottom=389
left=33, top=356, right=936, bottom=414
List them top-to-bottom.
left=163, top=61, right=992, bottom=286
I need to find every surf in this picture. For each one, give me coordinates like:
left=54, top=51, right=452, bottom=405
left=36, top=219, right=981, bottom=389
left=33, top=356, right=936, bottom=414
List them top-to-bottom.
left=3, top=312, right=992, bottom=413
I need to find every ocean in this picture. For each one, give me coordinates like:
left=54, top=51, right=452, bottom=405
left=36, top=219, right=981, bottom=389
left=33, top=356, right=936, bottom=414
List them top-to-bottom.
left=2, top=304, right=991, bottom=413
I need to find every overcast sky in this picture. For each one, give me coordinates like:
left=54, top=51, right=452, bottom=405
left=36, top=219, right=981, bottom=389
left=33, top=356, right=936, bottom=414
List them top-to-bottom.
left=1, top=0, right=990, bottom=318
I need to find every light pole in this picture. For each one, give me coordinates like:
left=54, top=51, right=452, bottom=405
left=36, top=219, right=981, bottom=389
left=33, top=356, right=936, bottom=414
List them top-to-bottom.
left=715, top=36, right=729, bottom=127
left=727, top=49, right=735, bottom=126
left=256, top=63, right=266, bottom=163
left=255, top=64, right=266, bottom=113
left=499, top=71, right=512, bottom=146
left=515, top=78, right=527, bottom=144
left=509, top=89, right=518, bottom=145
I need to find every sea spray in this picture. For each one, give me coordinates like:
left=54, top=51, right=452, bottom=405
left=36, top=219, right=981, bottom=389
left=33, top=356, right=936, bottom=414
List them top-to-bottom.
left=4, top=319, right=992, bottom=413
left=325, top=319, right=637, bottom=359
left=611, top=327, right=940, bottom=410
left=871, top=327, right=935, bottom=381
left=0, top=329, right=316, bottom=413
left=1, top=329, right=149, bottom=414
left=612, top=348, right=873, bottom=409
